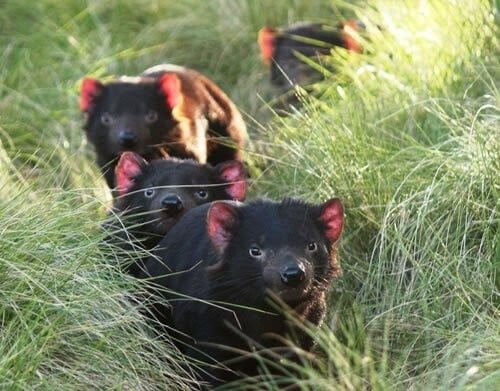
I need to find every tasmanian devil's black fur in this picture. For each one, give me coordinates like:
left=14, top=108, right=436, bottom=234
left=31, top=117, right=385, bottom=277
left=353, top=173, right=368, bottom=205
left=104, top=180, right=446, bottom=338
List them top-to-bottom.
left=107, top=151, right=247, bottom=277
left=141, top=197, right=344, bottom=386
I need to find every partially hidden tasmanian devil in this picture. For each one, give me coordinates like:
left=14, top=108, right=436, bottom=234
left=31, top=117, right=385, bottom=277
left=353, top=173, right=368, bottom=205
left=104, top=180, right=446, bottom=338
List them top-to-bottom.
left=258, top=20, right=365, bottom=93
left=80, top=64, right=247, bottom=188
left=108, top=151, right=247, bottom=277
left=141, top=197, right=344, bottom=386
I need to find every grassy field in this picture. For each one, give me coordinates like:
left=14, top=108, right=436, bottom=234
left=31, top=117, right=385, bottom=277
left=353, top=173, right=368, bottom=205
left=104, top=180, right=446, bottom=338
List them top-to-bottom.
left=0, top=0, right=498, bottom=389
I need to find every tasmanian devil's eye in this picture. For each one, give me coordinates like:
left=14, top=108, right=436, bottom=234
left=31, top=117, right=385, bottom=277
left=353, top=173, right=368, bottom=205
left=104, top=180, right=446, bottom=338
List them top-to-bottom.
left=145, top=110, right=158, bottom=123
left=100, top=112, right=113, bottom=125
left=144, top=188, right=155, bottom=198
left=195, top=189, right=208, bottom=199
left=307, top=241, right=318, bottom=252
left=249, top=246, right=262, bottom=258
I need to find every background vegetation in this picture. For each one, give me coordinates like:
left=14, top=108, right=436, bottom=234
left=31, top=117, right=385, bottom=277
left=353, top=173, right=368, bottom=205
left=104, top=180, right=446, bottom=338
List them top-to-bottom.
left=0, top=0, right=498, bottom=389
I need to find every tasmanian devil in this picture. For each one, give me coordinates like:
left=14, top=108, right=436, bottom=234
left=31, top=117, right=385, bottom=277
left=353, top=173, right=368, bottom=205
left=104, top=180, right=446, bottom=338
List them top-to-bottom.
left=258, top=20, right=364, bottom=92
left=80, top=64, right=247, bottom=188
left=108, top=151, right=247, bottom=276
left=141, top=197, right=344, bottom=385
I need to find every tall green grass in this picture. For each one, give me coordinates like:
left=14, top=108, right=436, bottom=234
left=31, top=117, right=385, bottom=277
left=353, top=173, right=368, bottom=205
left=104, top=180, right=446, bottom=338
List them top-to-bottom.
left=0, top=0, right=498, bottom=390
left=0, top=165, right=200, bottom=389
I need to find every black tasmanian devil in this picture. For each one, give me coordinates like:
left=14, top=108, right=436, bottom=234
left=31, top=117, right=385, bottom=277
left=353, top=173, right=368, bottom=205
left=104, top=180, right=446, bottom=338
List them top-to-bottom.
left=258, top=20, right=364, bottom=92
left=80, top=64, right=247, bottom=188
left=108, top=151, right=247, bottom=276
left=141, top=197, right=344, bottom=385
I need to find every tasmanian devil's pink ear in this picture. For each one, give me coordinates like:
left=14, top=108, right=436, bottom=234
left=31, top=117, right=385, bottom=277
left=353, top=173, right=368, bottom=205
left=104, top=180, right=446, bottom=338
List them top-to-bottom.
left=339, top=19, right=363, bottom=53
left=258, top=27, right=278, bottom=64
left=159, top=73, right=181, bottom=110
left=80, top=78, right=103, bottom=112
left=115, top=152, right=148, bottom=196
left=215, top=160, right=247, bottom=201
left=318, top=197, right=344, bottom=244
left=207, top=201, right=239, bottom=253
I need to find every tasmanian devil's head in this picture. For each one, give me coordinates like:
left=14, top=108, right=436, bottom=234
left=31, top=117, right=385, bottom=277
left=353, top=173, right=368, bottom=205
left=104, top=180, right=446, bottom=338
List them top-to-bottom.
left=80, top=74, right=181, bottom=157
left=114, top=152, right=247, bottom=238
left=206, top=198, right=344, bottom=307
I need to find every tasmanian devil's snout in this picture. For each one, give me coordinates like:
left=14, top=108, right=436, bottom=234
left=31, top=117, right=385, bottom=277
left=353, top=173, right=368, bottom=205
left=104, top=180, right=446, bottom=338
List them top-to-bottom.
left=111, top=115, right=151, bottom=153
left=118, top=129, right=138, bottom=147
left=160, top=193, right=184, bottom=216
left=263, top=255, right=312, bottom=304
left=280, top=261, right=306, bottom=287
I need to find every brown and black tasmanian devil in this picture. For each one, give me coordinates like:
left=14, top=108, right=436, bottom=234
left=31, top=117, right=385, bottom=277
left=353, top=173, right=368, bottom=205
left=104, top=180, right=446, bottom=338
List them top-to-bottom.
left=258, top=20, right=365, bottom=93
left=80, top=64, right=247, bottom=188
left=107, top=151, right=247, bottom=277
left=140, top=197, right=344, bottom=386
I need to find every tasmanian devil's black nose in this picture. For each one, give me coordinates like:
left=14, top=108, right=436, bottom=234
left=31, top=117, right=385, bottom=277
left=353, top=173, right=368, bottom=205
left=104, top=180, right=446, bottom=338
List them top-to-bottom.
left=118, top=129, right=137, bottom=146
left=161, top=194, right=184, bottom=216
left=280, top=263, right=306, bottom=287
